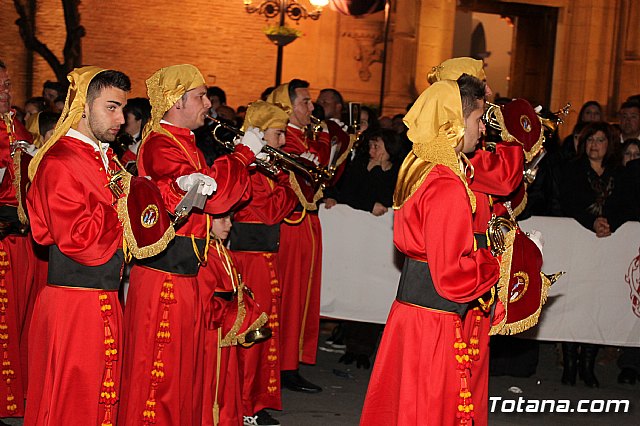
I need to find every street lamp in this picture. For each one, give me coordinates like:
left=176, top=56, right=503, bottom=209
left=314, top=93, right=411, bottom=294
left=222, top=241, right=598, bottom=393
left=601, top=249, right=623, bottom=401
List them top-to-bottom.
left=243, top=0, right=330, bottom=85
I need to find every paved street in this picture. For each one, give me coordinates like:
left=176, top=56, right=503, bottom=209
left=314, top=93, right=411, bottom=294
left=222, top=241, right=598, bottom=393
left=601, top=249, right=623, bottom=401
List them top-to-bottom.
left=279, top=326, right=639, bottom=426
left=5, top=327, right=638, bottom=425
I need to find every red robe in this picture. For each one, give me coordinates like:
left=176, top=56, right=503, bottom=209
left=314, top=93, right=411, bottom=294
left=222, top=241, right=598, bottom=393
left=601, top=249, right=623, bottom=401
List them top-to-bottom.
left=0, top=113, right=42, bottom=418
left=120, top=123, right=253, bottom=426
left=277, top=125, right=330, bottom=370
left=26, top=135, right=124, bottom=425
left=464, top=142, right=524, bottom=425
left=468, top=143, right=524, bottom=233
left=120, top=147, right=137, bottom=168
left=360, top=166, right=500, bottom=426
left=231, top=170, right=297, bottom=414
left=199, top=241, right=244, bottom=426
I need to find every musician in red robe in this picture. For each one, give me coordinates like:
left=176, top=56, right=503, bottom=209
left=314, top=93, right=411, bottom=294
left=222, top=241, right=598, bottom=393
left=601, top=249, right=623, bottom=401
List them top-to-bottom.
left=427, top=58, right=537, bottom=425
left=0, top=60, right=40, bottom=423
left=119, top=64, right=263, bottom=425
left=26, top=66, right=131, bottom=426
left=360, top=77, right=501, bottom=426
left=266, top=81, right=331, bottom=393
left=228, top=100, right=298, bottom=425
left=199, top=215, right=245, bottom=426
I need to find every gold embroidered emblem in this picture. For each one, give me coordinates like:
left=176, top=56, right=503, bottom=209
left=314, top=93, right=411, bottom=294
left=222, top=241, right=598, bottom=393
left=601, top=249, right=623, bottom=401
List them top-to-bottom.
left=141, top=204, right=159, bottom=228
left=509, top=271, right=529, bottom=302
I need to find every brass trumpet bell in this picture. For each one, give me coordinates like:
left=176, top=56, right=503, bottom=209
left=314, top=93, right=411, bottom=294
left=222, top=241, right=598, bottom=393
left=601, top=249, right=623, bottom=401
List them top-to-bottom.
left=206, top=114, right=334, bottom=189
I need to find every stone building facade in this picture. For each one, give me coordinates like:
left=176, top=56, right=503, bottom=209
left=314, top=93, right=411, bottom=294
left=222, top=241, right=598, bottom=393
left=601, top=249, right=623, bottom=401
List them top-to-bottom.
left=1, top=0, right=638, bottom=135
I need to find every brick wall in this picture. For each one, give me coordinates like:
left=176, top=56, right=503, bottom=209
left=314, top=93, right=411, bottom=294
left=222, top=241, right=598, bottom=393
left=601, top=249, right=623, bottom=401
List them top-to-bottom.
left=1, top=0, right=387, bottom=112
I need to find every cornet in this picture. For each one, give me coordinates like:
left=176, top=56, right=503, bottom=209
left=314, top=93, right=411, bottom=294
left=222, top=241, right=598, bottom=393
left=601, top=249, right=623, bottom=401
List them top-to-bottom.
left=483, top=101, right=571, bottom=134
left=206, top=115, right=332, bottom=189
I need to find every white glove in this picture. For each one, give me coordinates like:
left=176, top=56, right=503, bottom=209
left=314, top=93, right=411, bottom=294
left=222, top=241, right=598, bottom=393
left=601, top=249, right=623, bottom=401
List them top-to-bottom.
left=236, top=126, right=266, bottom=155
left=251, top=151, right=270, bottom=167
left=300, top=151, right=320, bottom=166
left=176, top=172, right=217, bottom=196
left=527, top=230, right=544, bottom=257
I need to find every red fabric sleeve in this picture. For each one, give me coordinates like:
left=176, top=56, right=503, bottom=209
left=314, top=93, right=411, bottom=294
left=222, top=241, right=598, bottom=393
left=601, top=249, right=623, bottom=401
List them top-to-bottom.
left=139, top=134, right=251, bottom=215
left=469, top=142, right=524, bottom=196
left=27, top=155, right=122, bottom=266
left=400, top=167, right=500, bottom=303
left=239, top=173, right=297, bottom=225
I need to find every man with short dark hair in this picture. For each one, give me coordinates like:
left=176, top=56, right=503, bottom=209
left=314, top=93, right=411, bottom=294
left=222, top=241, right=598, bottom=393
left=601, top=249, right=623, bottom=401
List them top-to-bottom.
left=26, top=66, right=132, bottom=425
left=360, top=76, right=500, bottom=425
left=267, top=79, right=331, bottom=394
left=42, top=80, right=65, bottom=110
left=207, top=85, right=227, bottom=118
left=316, top=88, right=352, bottom=185
left=619, top=101, right=640, bottom=142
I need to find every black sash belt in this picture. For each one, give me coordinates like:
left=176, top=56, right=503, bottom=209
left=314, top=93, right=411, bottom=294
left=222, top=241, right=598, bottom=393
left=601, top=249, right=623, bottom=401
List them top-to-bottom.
left=0, top=205, right=28, bottom=238
left=229, top=222, right=280, bottom=253
left=395, top=233, right=488, bottom=315
left=136, top=235, right=206, bottom=276
left=48, top=245, right=123, bottom=291
left=214, top=291, right=235, bottom=302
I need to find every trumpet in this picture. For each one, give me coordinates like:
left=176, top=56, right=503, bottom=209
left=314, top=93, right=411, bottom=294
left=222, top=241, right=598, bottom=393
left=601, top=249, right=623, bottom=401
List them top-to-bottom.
left=483, top=101, right=571, bottom=134
left=206, top=115, right=332, bottom=188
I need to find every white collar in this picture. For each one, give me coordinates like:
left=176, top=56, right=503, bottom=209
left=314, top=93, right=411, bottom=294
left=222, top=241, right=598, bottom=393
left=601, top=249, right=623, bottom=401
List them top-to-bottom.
left=160, top=119, right=194, bottom=135
left=287, top=122, right=303, bottom=131
left=66, top=128, right=110, bottom=169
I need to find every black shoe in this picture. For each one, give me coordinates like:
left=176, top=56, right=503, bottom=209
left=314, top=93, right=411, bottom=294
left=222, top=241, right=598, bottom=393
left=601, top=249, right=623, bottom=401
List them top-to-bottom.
left=579, top=344, right=600, bottom=388
left=339, top=351, right=356, bottom=365
left=356, top=354, right=371, bottom=370
left=618, top=368, right=638, bottom=385
left=281, top=370, right=322, bottom=393
left=244, top=409, right=280, bottom=426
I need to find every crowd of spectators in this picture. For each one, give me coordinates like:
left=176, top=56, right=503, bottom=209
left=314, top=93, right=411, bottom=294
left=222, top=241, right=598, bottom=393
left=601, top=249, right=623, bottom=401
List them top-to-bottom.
left=12, top=80, right=640, bottom=387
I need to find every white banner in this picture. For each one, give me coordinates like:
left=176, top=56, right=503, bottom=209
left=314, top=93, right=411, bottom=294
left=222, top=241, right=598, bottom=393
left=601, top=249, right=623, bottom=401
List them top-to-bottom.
left=319, top=205, right=640, bottom=347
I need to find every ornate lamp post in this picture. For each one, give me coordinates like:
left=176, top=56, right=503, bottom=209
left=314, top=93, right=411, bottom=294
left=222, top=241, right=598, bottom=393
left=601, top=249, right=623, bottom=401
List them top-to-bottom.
left=243, top=0, right=329, bottom=85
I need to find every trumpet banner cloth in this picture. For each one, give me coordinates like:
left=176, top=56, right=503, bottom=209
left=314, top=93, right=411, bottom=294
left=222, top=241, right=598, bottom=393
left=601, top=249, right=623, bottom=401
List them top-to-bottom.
left=319, top=206, right=640, bottom=347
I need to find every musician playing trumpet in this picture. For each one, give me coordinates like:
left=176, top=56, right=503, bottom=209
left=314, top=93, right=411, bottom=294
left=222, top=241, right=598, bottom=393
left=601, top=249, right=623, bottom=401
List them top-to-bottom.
left=119, top=64, right=265, bottom=425
left=266, top=79, right=330, bottom=394
left=225, top=100, right=299, bottom=426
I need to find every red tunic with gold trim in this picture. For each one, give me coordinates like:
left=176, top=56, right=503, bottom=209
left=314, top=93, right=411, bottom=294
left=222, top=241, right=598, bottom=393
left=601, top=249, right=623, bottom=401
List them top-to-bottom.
left=0, top=112, right=42, bottom=417
left=120, top=123, right=253, bottom=426
left=277, top=124, right=330, bottom=370
left=26, top=135, right=124, bottom=426
left=464, top=142, right=524, bottom=425
left=468, top=143, right=524, bottom=233
left=360, top=166, right=500, bottom=426
left=230, top=169, right=297, bottom=415
left=199, top=240, right=244, bottom=426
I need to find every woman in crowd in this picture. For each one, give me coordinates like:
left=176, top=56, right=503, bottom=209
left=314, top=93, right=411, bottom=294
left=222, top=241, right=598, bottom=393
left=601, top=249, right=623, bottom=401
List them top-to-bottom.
left=559, top=121, right=625, bottom=387
left=324, top=128, right=402, bottom=216
left=622, top=139, right=640, bottom=166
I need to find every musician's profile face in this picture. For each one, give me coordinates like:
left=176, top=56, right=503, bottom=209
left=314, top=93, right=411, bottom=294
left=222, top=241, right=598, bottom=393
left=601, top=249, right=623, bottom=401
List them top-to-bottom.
left=0, top=68, right=11, bottom=115
left=179, top=85, right=211, bottom=130
left=85, top=86, right=127, bottom=143
left=290, top=87, right=313, bottom=127
left=461, top=99, right=486, bottom=154
left=264, top=128, right=286, bottom=148
left=211, top=215, right=232, bottom=240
